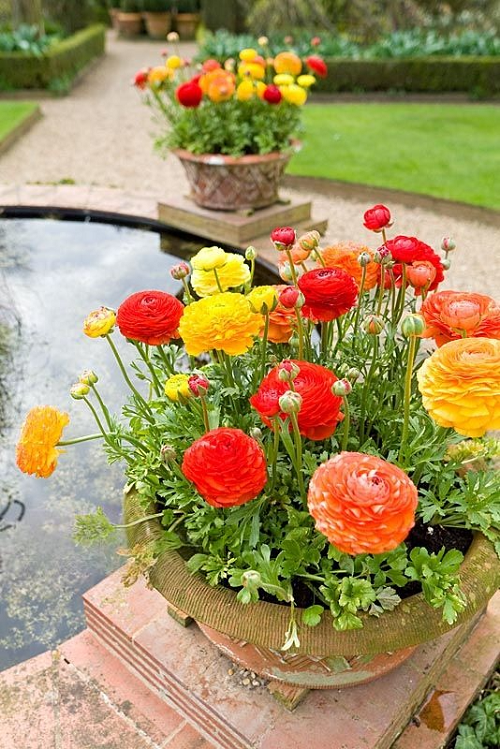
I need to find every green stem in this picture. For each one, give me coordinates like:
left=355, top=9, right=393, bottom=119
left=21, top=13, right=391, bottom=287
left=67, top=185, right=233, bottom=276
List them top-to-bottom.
left=284, top=247, right=299, bottom=287
left=395, top=264, right=408, bottom=323
left=352, top=265, right=367, bottom=340
left=212, top=268, right=224, bottom=293
left=376, top=273, right=385, bottom=315
left=181, top=278, right=194, bottom=304
left=294, top=308, right=305, bottom=360
left=260, top=311, right=270, bottom=380
left=320, top=321, right=329, bottom=360
left=399, top=334, right=418, bottom=464
left=106, top=335, right=154, bottom=423
left=134, top=342, right=162, bottom=396
left=157, top=345, right=174, bottom=376
left=90, top=383, right=113, bottom=431
left=199, top=396, right=210, bottom=433
left=341, top=396, right=350, bottom=452
left=289, top=412, right=305, bottom=501
left=268, top=418, right=280, bottom=493
left=58, top=433, right=102, bottom=446
left=115, top=512, right=164, bottom=529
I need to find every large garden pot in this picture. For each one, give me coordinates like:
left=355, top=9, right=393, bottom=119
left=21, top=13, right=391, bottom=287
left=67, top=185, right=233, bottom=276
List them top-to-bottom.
left=117, top=11, right=143, bottom=37
left=143, top=11, right=172, bottom=39
left=174, top=12, right=200, bottom=40
left=172, top=147, right=293, bottom=211
left=124, top=490, right=500, bottom=689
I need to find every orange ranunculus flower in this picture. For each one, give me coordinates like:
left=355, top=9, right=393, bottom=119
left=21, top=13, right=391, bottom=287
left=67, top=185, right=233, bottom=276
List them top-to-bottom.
left=273, top=51, right=302, bottom=76
left=201, top=70, right=235, bottom=102
left=320, top=242, right=379, bottom=290
left=266, top=285, right=296, bottom=343
left=421, top=290, right=500, bottom=347
left=417, top=338, right=500, bottom=437
left=16, top=406, right=70, bottom=478
left=307, top=452, right=418, bottom=555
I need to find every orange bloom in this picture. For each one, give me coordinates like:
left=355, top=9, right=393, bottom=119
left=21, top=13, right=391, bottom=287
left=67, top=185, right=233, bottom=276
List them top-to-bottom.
left=273, top=51, right=302, bottom=76
left=200, top=70, right=235, bottom=102
left=320, top=242, right=379, bottom=290
left=267, top=285, right=296, bottom=343
left=421, top=290, right=500, bottom=347
left=417, top=338, right=500, bottom=437
left=16, top=406, right=70, bottom=478
left=308, top=452, right=417, bottom=555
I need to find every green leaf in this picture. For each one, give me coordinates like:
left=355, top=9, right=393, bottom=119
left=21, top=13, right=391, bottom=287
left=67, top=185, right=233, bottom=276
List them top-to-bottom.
left=73, top=507, right=115, bottom=546
left=302, top=605, right=324, bottom=627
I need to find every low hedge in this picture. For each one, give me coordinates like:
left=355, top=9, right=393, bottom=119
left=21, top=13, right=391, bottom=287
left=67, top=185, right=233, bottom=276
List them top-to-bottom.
left=0, top=24, right=106, bottom=91
left=315, top=57, right=500, bottom=96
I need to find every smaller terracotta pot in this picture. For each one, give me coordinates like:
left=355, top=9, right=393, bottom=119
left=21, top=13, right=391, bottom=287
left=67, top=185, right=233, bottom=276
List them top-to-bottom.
left=117, top=11, right=143, bottom=37
left=143, top=11, right=172, bottom=39
left=174, top=12, right=199, bottom=40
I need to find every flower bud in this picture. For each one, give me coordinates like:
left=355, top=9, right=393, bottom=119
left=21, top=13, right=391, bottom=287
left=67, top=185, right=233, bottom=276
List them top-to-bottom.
left=167, top=31, right=179, bottom=42
left=257, top=36, right=269, bottom=46
left=311, top=36, right=321, bottom=47
left=271, top=226, right=296, bottom=250
left=297, top=230, right=320, bottom=252
left=441, top=237, right=456, bottom=252
left=245, top=245, right=257, bottom=261
left=373, top=245, right=391, bottom=265
left=358, top=251, right=372, bottom=267
left=442, top=258, right=451, bottom=270
left=406, top=260, right=437, bottom=290
left=279, top=261, right=294, bottom=282
left=170, top=262, right=190, bottom=280
left=278, top=286, right=304, bottom=309
left=83, top=306, right=116, bottom=338
left=363, top=314, right=384, bottom=335
left=401, top=314, right=425, bottom=337
left=277, top=360, right=300, bottom=381
left=346, top=367, right=361, bottom=382
left=79, top=369, right=98, bottom=385
left=188, top=374, right=209, bottom=396
left=332, top=379, right=352, bottom=397
left=70, top=382, right=89, bottom=399
left=279, top=390, right=303, bottom=414
left=249, top=427, right=263, bottom=441
left=160, top=444, right=177, bottom=464
left=242, top=570, right=262, bottom=588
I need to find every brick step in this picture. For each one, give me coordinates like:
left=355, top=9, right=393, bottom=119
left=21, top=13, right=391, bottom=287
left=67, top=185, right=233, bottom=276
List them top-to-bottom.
left=82, top=566, right=500, bottom=749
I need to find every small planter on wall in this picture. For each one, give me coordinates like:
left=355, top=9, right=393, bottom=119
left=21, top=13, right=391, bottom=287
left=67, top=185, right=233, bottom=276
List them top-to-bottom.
left=117, top=11, right=143, bottom=36
left=143, top=11, right=172, bottom=38
left=174, top=12, right=199, bottom=39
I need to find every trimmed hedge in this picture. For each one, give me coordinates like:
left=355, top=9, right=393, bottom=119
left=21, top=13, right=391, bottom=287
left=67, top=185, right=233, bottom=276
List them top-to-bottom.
left=0, top=24, right=106, bottom=90
left=315, top=57, right=500, bottom=96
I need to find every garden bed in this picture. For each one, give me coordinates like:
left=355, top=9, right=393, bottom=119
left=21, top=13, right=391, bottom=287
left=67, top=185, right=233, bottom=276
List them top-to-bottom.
left=0, top=24, right=105, bottom=93
left=0, top=102, right=40, bottom=154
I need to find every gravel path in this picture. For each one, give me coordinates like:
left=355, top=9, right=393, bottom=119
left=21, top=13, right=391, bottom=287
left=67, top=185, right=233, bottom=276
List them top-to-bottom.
left=1, top=31, right=499, bottom=296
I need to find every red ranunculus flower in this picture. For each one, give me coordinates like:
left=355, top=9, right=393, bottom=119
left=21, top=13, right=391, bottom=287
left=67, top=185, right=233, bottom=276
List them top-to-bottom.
left=305, top=55, right=327, bottom=77
left=133, top=68, right=149, bottom=89
left=176, top=81, right=203, bottom=108
left=263, top=84, right=282, bottom=104
left=363, top=204, right=392, bottom=232
left=271, top=226, right=296, bottom=248
left=386, top=236, right=444, bottom=292
left=298, top=267, right=358, bottom=322
left=116, top=290, right=184, bottom=345
left=250, top=360, right=343, bottom=440
left=181, top=428, right=267, bottom=508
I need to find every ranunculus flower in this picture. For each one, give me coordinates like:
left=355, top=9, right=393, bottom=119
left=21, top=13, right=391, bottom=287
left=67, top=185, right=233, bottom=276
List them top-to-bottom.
left=274, top=51, right=302, bottom=76
left=305, top=55, right=327, bottom=77
left=201, top=58, right=221, bottom=72
left=148, top=66, right=172, bottom=86
left=133, top=68, right=149, bottom=89
left=236, top=79, right=255, bottom=101
left=176, top=81, right=203, bottom=107
left=263, top=84, right=282, bottom=104
left=281, top=84, right=307, bottom=106
left=363, top=204, right=392, bottom=232
left=271, top=226, right=296, bottom=249
left=386, top=236, right=444, bottom=292
left=320, top=242, right=379, bottom=290
left=191, top=246, right=227, bottom=271
left=191, top=252, right=250, bottom=297
left=406, top=260, right=437, bottom=292
left=298, top=267, right=358, bottom=322
left=246, top=285, right=277, bottom=314
left=267, top=285, right=296, bottom=343
left=421, top=290, right=500, bottom=347
left=116, top=291, right=184, bottom=346
left=179, top=292, right=262, bottom=356
left=83, top=306, right=116, bottom=338
left=417, top=338, right=500, bottom=437
left=250, top=360, right=343, bottom=440
left=164, top=374, right=191, bottom=402
left=16, top=406, right=69, bottom=478
left=182, top=428, right=267, bottom=507
left=308, top=452, right=418, bottom=555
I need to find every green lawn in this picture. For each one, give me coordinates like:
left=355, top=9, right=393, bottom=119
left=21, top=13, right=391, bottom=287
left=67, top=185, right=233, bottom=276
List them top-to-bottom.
left=0, top=102, right=39, bottom=146
left=289, top=103, right=500, bottom=210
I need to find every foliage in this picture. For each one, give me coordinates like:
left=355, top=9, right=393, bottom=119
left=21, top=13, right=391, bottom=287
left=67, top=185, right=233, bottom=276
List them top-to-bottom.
left=141, top=0, right=173, bottom=11
left=0, top=24, right=58, bottom=55
left=454, top=670, right=500, bottom=748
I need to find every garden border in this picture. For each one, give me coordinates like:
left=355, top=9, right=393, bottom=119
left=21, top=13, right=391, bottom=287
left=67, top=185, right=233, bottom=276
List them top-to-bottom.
left=0, top=104, right=41, bottom=155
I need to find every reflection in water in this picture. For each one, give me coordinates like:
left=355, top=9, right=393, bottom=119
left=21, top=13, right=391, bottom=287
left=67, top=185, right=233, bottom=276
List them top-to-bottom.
left=0, top=218, right=202, bottom=670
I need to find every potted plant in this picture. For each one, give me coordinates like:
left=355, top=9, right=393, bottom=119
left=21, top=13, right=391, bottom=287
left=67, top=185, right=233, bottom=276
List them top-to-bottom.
left=117, top=0, right=143, bottom=36
left=142, top=0, right=173, bottom=39
left=173, top=0, right=200, bottom=40
left=133, top=46, right=328, bottom=211
left=16, top=210, right=500, bottom=690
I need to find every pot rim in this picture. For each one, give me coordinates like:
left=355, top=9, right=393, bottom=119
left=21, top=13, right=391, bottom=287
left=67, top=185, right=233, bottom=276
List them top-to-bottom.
left=171, top=147, right=295, bottom=167
left=124, top=490, right=500, bottom=656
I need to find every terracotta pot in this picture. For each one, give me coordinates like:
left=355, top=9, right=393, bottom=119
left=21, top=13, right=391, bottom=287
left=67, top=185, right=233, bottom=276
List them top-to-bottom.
left=108, top=7, right=121, bottom=30
left=117, top=11, right=143, bottom=37
left=143, top=11, right=172, bottom=39
left=174, top=12, right=199, bottom=40
left=172, top=147, right=292, bottom=211
left=124, top=490, right=500, bottom=689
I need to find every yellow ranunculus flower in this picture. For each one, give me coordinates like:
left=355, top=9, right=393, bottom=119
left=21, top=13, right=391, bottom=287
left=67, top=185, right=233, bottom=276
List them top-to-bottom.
left=239, top=48, right=257, bottom=62
left=273, top=51, right=302, bottom=76
left=166, top=55, right=183, bottom=70
left=239, top=62, right=265, bottom=80
left=148, top=66, right=172, bottom=85
left=273, top=73, right=294, bottom=86
left=297, top=74, right=316, bottom=88
left=236, top=79, right=255, bottom=101
left=255, top=81, right=266, bottom=98
left=281, top=84, right=307, bottom=105
left=191, top=246, right=228, bottom=271
left=191, top=253, right=251, bottom=297
left=247, top=285, right=278, bottom=314
left=179, top=293, right=263, bottom=356
left=83, top=306, right=116, bottom=338
left=417, top=338, right=500, bottom=437
left=164, top=374, right=191, bottom=402
left=16, top=406, right=69, bottom=478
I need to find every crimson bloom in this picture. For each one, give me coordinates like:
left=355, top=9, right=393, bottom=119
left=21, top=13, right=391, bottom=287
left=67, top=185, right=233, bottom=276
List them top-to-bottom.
left=305, top=55, right=328, bottom=77
left=133, top=69, right=149, bottom=89
left=176, top=81, right=203, bottom=108
left=263, top=84, right=282, bottom=104
left=363, top=204, right=392, bottom=232
left=271, top=226, right=296, bottom=248
left=386, top=236, right=444, bottom=292
left=298, top=267, right=358, bottom=322
left=116, top=290, right=184, bottom=345
left=250, top=360, right=343, bottom=440
left=181, top=428, right=267, bottom=508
